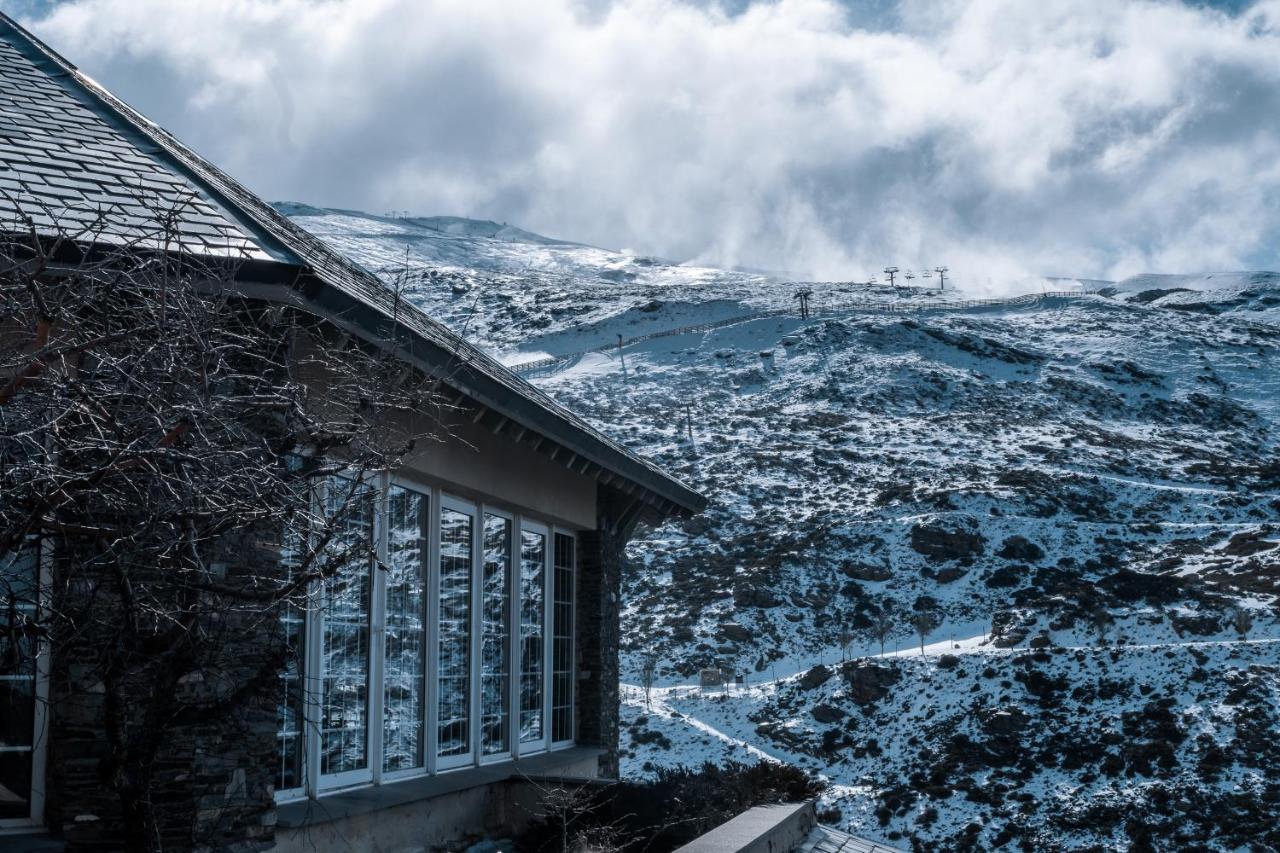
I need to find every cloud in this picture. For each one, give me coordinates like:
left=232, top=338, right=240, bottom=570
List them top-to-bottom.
left=17, top=0, right=1280, bottom=289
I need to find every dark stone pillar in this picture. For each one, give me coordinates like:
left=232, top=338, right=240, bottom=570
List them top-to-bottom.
left=575, top=487, right=639, bottom=781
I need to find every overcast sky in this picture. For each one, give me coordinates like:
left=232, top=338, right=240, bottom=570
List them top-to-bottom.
left=9, top=0, right=1280, bottom=285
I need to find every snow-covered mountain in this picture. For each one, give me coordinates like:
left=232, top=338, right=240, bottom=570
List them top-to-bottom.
left=280, top=205, right=1280, bottom=852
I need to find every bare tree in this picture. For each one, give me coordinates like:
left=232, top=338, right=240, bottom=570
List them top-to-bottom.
left=0, top=203, right=451, bottom=850
left=870, top=603, right=893, bottom=658
left=912, top=611, right=939, bottom=655
left=839, top=629, right=855, bottom=663
left=641, top=655, right=658, bottom=711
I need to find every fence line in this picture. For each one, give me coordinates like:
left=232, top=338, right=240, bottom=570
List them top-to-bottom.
left=509, top=290, right=1097, bottom=375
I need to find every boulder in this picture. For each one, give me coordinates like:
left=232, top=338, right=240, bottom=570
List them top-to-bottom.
left=910, top=522, right=986, bottom=562
left=997, top=535, right=1045, bottom=562
left=841, top=561, right=893, bottom=582
left=733, top=583, right=782, bottom=609
left=717, top=622, right=753, bottom=643
left=842, top=661, right=901, bottom=705
left=799, top=664, right=833, bottom=690
left=812, top=703, right=846, bottom=723
left=982, top=707, right=1030, bottom=737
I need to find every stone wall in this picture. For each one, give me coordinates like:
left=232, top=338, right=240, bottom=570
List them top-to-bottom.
left=575, top=485, right=639, bottom=781
left=46, top=525, right=283, bottom=852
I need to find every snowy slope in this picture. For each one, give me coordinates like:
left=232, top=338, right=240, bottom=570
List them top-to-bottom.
left=280, top=205, right=1280, bottom=852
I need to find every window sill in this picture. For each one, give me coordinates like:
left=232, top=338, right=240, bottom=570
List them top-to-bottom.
left=276, top=745, right=604, bottom=829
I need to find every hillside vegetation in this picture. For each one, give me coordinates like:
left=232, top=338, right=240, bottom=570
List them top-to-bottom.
left=284, top=206, right=1280, bottom=852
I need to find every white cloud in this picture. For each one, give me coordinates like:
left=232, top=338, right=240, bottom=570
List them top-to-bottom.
left=20, top=0, right=1280, bottom=289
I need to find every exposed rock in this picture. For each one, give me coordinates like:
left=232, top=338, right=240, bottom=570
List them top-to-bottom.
left=910, top=521, right=986, bottom=562
left=1222, top=530, right=1279, bottom=557
left=997, top=535, right=1045, bottom=562
left=841, top=561, right=893, bottom=582
left=733, top=583, right=782, bottom=609
left=1170, top=611, right=1222, bottom=637
left=717, top=622, right=753, bottom=643
left=842, top=661, right=901, bottom=705
left=799, top=664, right=833, bottom=690
left=812, top=703, right=846, bottom=723
left=982, top=707, right=1030, bottom=737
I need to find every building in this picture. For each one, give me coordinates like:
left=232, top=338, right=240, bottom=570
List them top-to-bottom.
left=0, top=13, right=703, bottom=851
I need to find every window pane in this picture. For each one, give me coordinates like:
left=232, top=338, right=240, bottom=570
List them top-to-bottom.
left=320, top=479, right=373, bottom=776
left=384, top=486, right=428, bottom=772
left=438, top=507, right=474, bottom=759
left=480, top=514, right=511, bottom=756
left=519, top=529, right=545, bottom=745
left=552, top=534, right=574, bottom=743
left=1, top=543, right=38, bottom=820
left=0, top=750, right=32, bottom=820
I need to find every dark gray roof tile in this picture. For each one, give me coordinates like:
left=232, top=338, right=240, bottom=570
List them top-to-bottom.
left=0, top=23, right=270, bottom=261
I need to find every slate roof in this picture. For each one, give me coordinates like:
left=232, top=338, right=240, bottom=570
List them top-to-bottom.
left=0, top=13, right=705, bottom=518
left=0, top=32, right=269, bottom=259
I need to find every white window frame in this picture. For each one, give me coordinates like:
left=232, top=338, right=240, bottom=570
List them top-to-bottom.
left=312, top=474, right=378, bottom=793
left=273, top=475, right=579, bottom=804
left=379, top=476, right=431, bottom=784
left=435, top=494, right=478, bottom=772
left=477, top=505, right=515, bottom=766
left=515, top=519, right=551, bottom=758
left=550, top=528, right=577, bottom=750
left=0, top=537, right=51, bottom=832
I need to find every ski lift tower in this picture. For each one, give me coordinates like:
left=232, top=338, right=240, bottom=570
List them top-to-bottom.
left=883, top=266, right=899, bottom=287
left=934, top=266, right=949, bottom=290
left=904, top=271, right=916, bottom=286
left=794, top=288, right=814, bottom=320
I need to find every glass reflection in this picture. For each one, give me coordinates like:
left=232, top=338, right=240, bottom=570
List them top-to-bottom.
left=320, top=479, right=372, bottom=776
left=384, top=486, right=427, bottom=772
left=438, top=508, right=473, bottom=759
left=480, top=514, right=511, bottom=755
left=519, top=529, right=545, bottom=745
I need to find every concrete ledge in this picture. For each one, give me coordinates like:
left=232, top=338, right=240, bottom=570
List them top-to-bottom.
left=276, top=746, right=604, bottom=829
left=674, top=802, right=817, bottom=853
left=0, top=832, right=66, bottom=853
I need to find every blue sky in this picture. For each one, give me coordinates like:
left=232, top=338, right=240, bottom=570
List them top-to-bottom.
left=6, top=0, right=1280, bottom=284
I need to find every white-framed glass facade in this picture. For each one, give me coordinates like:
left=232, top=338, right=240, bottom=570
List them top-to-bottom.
left=273, top=474, right=577, bottom=800
left=318, top=478, right=375, bottom=784
left=383, top=484, right=428, bottom=775
left=436, top=501, right=475, bottom=767
left=479, top=512, right=512, bottom=760
left=518, top=524, right=547, bottom=750
left=551, top=533, right=575, bottom=746
left=0, top=539, right=48, bottom=829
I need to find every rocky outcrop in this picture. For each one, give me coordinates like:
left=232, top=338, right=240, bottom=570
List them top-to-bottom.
left=910, top=520, right=986, bottom=563
left=996, top=535, right=1045, bottom=562
left=841, top=661, right=901, bottom=705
